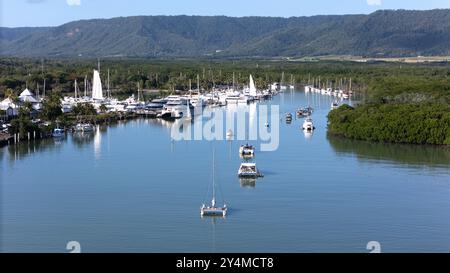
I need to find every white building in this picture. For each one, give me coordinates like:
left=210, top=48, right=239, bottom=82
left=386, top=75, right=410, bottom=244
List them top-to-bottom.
left=18, top=88, right=42, bottom=111
left=19, top=88, right=39, bottom=103
left=0, top=98, right=19, bottom=117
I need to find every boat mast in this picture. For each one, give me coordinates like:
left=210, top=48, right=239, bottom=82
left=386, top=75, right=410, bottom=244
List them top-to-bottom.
left=41, top=59, right=46, bottom=99
left=107, top=69, right=110, bottom=99
left=232, top=72, right=235, bottom=90
left=197, top=74, right=200, bottom=94
left=84, top=75, right=87, bottom=97
left=74, top=79, right=78, bottom=99
left=189, top=79, right=192, bottom=97
left=137, top=82, right=140, bottom=102
left=212, top=146, right=216, bottom=207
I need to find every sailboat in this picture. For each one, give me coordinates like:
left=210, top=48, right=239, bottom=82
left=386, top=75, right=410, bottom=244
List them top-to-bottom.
left=92, top=70, right=104, bottom=101
left=280, top=72, right=287, bottom=91
left=248, top=74, right=258, bottom=100
left=289, top=74, right=295, bottom=90
left=74, top=79, right=78, bottom=99
left=201, top=148, right=227, bottom=217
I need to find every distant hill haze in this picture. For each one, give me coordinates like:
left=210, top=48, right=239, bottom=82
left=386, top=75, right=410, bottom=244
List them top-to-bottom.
left=1, top=9, right=450, bottom=58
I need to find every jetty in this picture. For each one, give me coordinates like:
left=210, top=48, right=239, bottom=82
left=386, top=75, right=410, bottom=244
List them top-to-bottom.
left=0, top=132, right=13, bottom=147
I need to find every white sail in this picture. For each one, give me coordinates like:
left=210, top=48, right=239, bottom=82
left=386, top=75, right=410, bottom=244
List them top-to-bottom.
left=92, top=70, right=103, bottom=100
left=249, top=75, right=257, bottom=96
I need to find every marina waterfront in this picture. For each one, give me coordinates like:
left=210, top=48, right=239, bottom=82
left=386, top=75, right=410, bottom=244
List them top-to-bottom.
left=1, top=91, right=450, bottom=253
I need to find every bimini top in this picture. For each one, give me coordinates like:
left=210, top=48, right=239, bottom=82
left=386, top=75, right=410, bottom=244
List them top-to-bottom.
left=240, top=163, right=256, bottom=167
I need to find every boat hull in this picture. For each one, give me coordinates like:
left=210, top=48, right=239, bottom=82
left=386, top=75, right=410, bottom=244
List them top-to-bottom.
left=238, top=173, right=259, bottom=178
left=201, top=207, right=227, bottom=217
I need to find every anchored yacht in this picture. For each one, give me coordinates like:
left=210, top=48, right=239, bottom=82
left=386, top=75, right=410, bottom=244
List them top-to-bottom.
left=302, top=117, right=315, bottom=131
left=239, top=143, right=255, bottom=156
left=201, top=148, right=227, bottom=217
left=238, top=163, right=262, bottom=178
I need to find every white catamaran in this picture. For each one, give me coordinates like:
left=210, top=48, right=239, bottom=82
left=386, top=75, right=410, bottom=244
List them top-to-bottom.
left=201, top=148, right=227, bottom=217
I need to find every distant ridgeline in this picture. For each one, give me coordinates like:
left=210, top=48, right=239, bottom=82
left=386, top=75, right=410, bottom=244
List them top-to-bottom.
left=1, top=9, right=450, bottom=58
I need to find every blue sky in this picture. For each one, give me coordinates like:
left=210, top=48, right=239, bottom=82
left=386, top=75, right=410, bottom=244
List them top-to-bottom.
left=1, top=0, right=450, bottom=27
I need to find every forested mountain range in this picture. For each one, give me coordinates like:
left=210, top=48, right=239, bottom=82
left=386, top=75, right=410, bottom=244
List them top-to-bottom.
left=1, top=9, right=449, bottom=58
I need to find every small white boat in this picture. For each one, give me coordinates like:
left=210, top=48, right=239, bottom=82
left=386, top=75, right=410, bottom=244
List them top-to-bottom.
left=331, top=101, right=339, bottom=110
left=297, top=106, right=314, bottom=117
left=160, top=108, right=183, bottom=120
left=302, top=117, right=315, bottom=131
left=75, top=123, right=94, bottom=132
left=52, top=128, right=65, bottom=138
left=239, top=144, right=255, bottom=156
left=238, top=163, right=262, bottom=178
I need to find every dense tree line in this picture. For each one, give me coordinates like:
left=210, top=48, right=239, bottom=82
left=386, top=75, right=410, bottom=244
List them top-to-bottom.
left=1, top=58, right=450, bottom=101
left=328, top=104, right=450, bottom=145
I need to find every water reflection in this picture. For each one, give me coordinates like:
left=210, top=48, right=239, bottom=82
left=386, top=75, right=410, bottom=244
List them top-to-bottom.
left=93, top=125, right=102, bottom=159
left=303, top=130, right=313, bottom=140
left=72, top=131, right=95, bottom=148
left=328, top=135, right=450, bottom=169
left=0, top=138, right=62, bottom=164
left=239, top=177, right=257, bottom=188
left=202, top=216, right=225, bottom=253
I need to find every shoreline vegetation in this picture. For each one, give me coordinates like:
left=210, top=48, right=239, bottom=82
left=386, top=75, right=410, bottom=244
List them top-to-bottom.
left=1, top=58, right=450, bottom=147
left=327, top=66, right=450, bottom=147
left=328, top=104, right=450, bottom=146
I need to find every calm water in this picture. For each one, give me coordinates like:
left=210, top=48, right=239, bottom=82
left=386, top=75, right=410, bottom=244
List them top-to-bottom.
left=1, top=91, right=450, bottom=253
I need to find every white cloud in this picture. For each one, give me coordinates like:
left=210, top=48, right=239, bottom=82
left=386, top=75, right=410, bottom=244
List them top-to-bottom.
left=66, top=0, right=81, bottom=6
left=367, top=0, right=382, bottom=6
